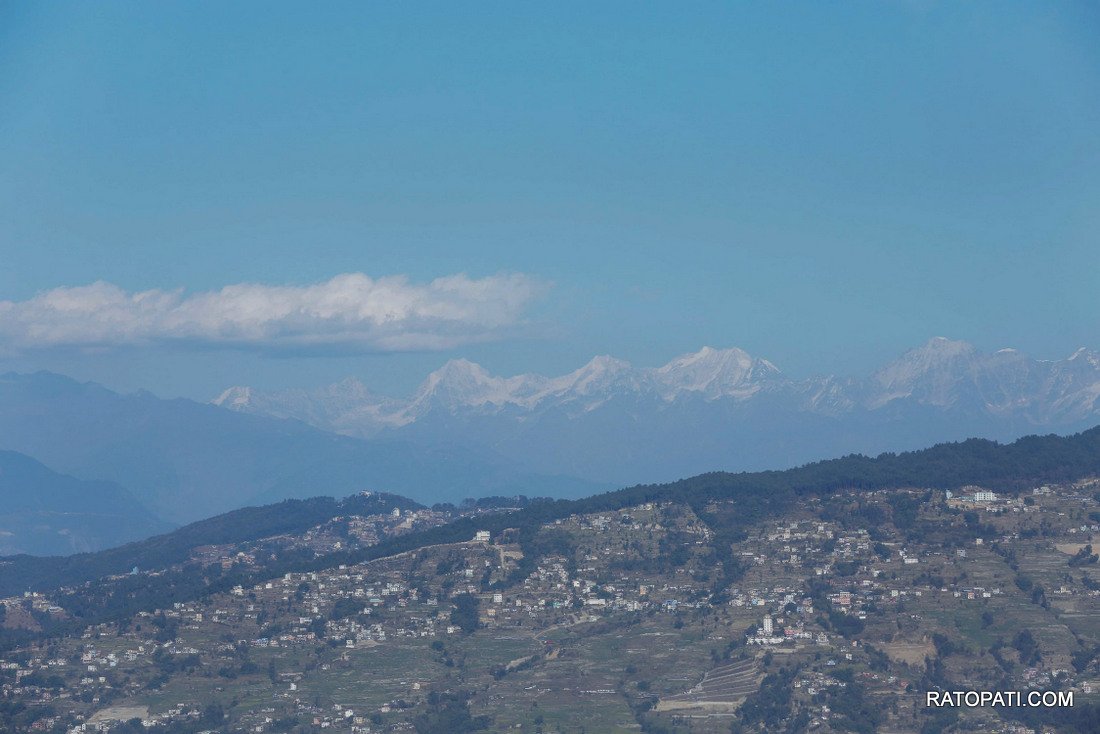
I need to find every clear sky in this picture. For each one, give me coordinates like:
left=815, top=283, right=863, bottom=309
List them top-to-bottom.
left=1, top=2, right=1098, bottom=399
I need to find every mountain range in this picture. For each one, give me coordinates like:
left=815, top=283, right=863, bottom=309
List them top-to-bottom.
left=215, top=338, right=1100, bottom=485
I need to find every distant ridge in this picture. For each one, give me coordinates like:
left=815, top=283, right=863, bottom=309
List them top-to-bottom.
left=214, top=339, right=1100, bottom=486
left=0, top=450, right=172, bottom=556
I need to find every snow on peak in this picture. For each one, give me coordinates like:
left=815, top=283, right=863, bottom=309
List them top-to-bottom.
left=884, top=337, right=976, bottom=371
left=867, top=338, right=978, bottom=408
left=210, top=339, right=1100, bottom=437
left=656, top=346, right=779, bottom=399
left=1067, top=347, right=1100, bottom=365
left=1056, top=348, right=1100, bottom=376
left=570, top=354, right=633, bottom=384
left=583, top=354, right=631, bottom=371
left=536, top=355, right=638, bottom=403
left=425, top=358, right=493, bottom=385
left=413, top=359, right=508, bottom=407
left=332, top=375, right=369, bottom=392
left=213, top=386, right=253, bottom=409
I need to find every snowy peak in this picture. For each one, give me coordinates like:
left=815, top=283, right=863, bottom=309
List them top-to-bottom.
left=885, top=337, right=978, bottom=373
left=866, top=338, right=1100, bottom=418
left=868, top=338, right=979, bottom=408
left=212, top=339, right=1100, bottom=438
left=656, top=346, right=780, bottom=399
left=1068, top=347, right=1100, bottom=368
left=1039, top=348, right=1100, bottom=420
left=576, top=354, right=632, bottom=379
left=410, top=355, right=642, bottom=414
left=553, top=355, right=636, bottom=396
left=412, top=359, right=513, bottom=410
left=418, top=359, right=496, bottom=395
left=325, top=376, right=371, bottom=400
left=213, top=377, right=405, bottom=436
left=214, top=377, right=375, bottom=412
left=213, top=385, right=254, bottom=410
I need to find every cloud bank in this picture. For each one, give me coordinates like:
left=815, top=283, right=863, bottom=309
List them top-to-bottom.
left=0, top=272, right=544, bottom=353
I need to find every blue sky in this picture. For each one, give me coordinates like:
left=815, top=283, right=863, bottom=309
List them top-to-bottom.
left=1, top=2, right=1098, bottom=398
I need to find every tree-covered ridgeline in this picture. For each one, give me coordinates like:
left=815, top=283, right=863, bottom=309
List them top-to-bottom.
left=4, top=426, right=1100, bottom=650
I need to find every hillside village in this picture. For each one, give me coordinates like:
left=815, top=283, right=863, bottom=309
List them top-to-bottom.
left=4, top=479, right=1100, bottom=733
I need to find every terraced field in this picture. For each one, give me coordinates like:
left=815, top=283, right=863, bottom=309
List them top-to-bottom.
left=656, top=658, right=761, bottom=711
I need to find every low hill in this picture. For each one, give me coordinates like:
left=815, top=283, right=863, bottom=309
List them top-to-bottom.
left=0, top=491, right=421, bottom=597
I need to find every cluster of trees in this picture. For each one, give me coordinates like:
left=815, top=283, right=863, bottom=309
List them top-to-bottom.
left=1069, top=544, right=1099, bottom=568
left=805, top=579, right=864, bottom=637
left=450, top=593, right=480, bottom=634
left=329, top=597, right=363, bottom=621
left=1013, top=629, right=1041, bottom=666
left=736, top=664, right=799, bottom=730
left=816, top=667, right=884, bottom=734
left=411, top=690, right=489, bottom=734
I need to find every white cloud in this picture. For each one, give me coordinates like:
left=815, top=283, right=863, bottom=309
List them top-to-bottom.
left=0, top=272, right=546, bottom=353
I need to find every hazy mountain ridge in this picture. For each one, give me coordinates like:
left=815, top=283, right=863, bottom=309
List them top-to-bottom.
left=213, top=338, right=1100, bottom=485
left=0, top=372, right=607, bottom=530
left=0, top=450, right=173, bottom=556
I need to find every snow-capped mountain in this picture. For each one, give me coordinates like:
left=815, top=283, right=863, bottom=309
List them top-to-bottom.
left=866, top=336, right=983, bottom=409
left=860, top=338, right=1100, bottom=422
left=213, top=339, right=1100, bottom=487
left=215, top=346, right=793, bottom=430
left=655, top=346, right=781, bottom=401
left=215, top=376, right=410, bottom=436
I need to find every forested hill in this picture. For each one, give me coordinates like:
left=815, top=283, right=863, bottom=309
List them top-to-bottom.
left=462, top=425, right=1100, bottom=534
left=669, top=426, right=1100, bottom=501
left=3, top=427, right=1099, bottom=642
